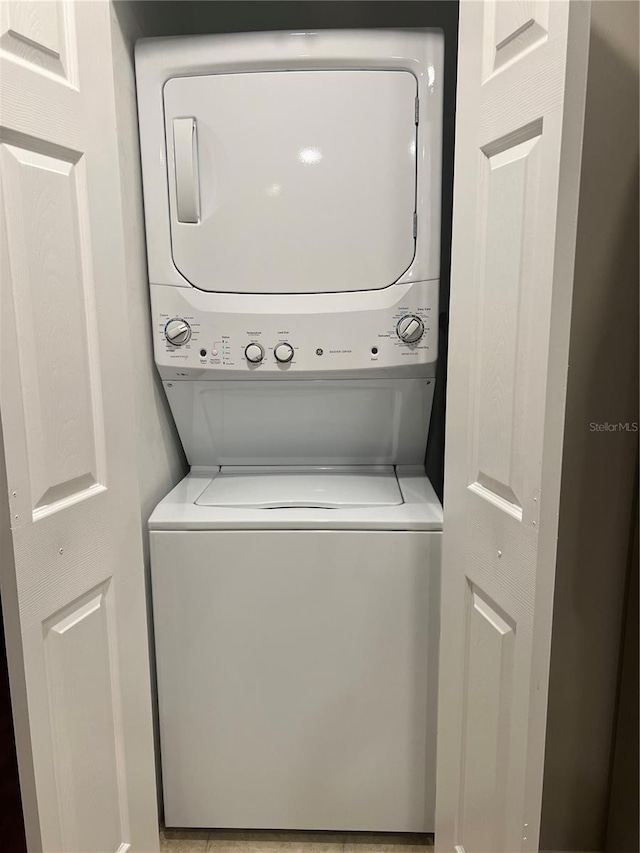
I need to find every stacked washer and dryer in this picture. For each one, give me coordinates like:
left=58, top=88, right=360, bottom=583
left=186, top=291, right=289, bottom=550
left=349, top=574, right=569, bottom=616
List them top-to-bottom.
left=136, top=29, right=444, bottom=833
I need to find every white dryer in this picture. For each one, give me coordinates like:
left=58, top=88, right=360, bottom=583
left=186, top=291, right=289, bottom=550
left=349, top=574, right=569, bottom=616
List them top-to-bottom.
left=136, top=28, right=444, bottom=832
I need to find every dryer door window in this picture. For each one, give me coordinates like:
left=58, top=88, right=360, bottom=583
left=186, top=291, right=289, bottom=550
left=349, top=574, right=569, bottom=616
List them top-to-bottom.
left=163, top=70, right=418, bottom=294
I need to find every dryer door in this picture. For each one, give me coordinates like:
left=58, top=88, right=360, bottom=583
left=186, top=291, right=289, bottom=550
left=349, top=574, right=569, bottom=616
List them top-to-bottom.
left=163, top=70, right=417, bottom=294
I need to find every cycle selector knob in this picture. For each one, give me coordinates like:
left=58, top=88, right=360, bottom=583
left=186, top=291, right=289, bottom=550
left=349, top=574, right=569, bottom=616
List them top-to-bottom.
left=396, top=315, right=424, bottom=344
left=164, top=318, right=192, bottom=346
left=274, top=342, right=294, bottom=363
left=245, top=343, right=264, bottom=364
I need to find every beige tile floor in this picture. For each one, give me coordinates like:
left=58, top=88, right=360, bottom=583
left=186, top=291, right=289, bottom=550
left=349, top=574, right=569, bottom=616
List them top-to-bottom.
left=160, top=827, right=434, bottom=853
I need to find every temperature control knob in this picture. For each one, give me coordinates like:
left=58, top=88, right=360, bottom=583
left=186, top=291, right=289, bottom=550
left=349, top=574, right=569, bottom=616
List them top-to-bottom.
left=396, top=315, right=424, bottom=344
left=164, top=318, right=192, bottom=346
left=274, top=342, right=294, bottom=363
left=245, top=343, right=264, bottom=364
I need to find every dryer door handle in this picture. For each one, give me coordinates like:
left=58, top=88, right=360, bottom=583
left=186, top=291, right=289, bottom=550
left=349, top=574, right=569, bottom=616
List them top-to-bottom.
left=172, top=117, right=200, bottom=223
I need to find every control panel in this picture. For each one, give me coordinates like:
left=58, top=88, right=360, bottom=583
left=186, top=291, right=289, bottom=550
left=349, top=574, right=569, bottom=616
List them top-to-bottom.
left=152, top=280, right=438, bottom=377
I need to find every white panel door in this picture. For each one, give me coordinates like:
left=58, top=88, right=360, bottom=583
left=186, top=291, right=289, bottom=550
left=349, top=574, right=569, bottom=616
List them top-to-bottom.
left=0, top=1, right=159, bottom=851
left=436, top=2, right=591, bottom=852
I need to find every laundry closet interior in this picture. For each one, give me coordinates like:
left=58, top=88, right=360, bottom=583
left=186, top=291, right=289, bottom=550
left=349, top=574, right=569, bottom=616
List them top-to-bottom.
left=106, top=0, right=634, bottom=845
left=118, top=0, right=457, bottom=835
left=1, top=1, right=636, bottom=851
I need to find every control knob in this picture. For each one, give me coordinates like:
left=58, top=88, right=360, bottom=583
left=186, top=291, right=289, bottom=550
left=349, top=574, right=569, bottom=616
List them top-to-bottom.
left=396, top=315, right=424, bottom=344
left=164, top=318, right=192, bottom=346
left=274, top=342, right=294, bottom=363
left=245, top=343, right=264, bottom=364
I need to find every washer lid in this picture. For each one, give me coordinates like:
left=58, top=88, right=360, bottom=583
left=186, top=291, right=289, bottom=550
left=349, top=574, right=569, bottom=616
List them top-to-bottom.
left=163, top=69, right=417, bottom=294
left=195, top=466, right=403, bottom=509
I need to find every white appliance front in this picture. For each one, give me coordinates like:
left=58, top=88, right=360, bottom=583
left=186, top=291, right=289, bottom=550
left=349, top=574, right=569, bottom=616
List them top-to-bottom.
left=136, top=28, right=445, bottom=835
left=136, top=29, right=444, bottom=296
left=136, top=31, right=444, bottom=466
left=164, top=69, right=417, bottom=294
left=151, top=278, right=439, bottom=382
left=163, top=378, right=434, bottom=466
left=151, top=525, right=440, bottom=832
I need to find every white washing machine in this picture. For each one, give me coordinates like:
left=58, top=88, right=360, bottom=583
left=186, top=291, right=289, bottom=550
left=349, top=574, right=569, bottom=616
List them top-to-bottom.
left=136, top=29, right=444, bottom=832
left=150, top=467, right=442, bottom=831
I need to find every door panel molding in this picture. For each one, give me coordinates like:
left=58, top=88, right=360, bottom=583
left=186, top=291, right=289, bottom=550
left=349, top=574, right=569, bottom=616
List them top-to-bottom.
left=0, top=0, right=77, bottom=83
left=0, top=1, right=159, bottom=850
left=437, top=2, right=591, bottom=851
left=1, top=142, right=107, bottom=520
left=44, top=581, right=130, bottom=852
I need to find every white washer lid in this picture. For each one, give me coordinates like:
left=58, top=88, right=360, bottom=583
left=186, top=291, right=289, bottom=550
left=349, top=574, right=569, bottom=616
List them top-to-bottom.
left=195, top=466, right=403, bottom=509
